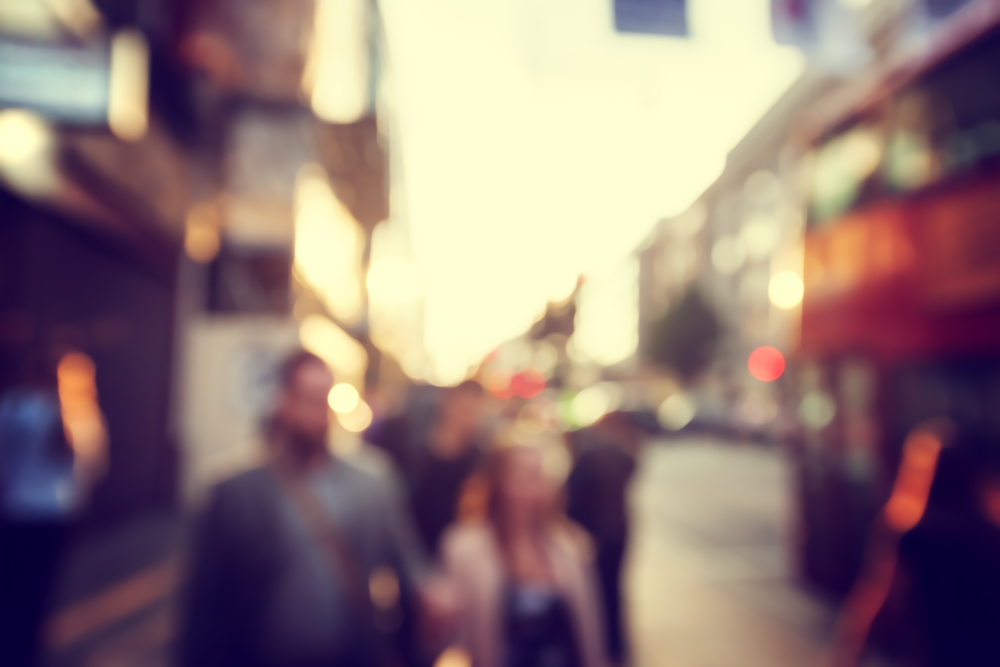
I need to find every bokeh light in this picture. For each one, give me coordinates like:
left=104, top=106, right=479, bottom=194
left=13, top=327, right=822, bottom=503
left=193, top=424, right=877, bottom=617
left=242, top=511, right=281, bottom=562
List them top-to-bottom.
left=108, top=29, right=150, bottom=142
left=0, top=108, right=50, bottom=167
left=0, top=108, right=57, bottom=196
left=184, top=203, right=222, bottom=264
left=184, top=224, right=220, bottom=264
left=711, top=235, right=746, bottom=275
left=768, top=271, right=804, bottom=309
left=748, top=346, right=785, bottom=382
left=57, top=351, right=107, bottom=471
left=511, top=368, right=546, bottom=399
left=487, top=370, right=514, bottom=400
left=328, top=382, right=360, bottom=414
left=570, top=385, right=613, bottom=427
left=799, top=391, right=836, bottom=430
left=658, top=392, right=696, bottom=431
left=336, top=399, right=373, bottom=433
left=434, top=646, right=472, bottom=667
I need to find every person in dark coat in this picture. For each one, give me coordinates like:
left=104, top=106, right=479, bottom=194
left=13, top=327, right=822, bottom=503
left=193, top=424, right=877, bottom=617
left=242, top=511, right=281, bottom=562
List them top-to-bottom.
left=180, top=351, right=450, bottom=667
left=367, top=380, right=486, bottom=557
left=565, top=411, right=649, bottom=666
left=830, top=429, right=1000, bottom=667
left=897, top=440, right=1000, bottom=666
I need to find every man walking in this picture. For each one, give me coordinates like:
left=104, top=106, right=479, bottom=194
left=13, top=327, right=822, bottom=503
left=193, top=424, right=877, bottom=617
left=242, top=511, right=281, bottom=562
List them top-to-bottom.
left=180, top=350, right=442, bottom=667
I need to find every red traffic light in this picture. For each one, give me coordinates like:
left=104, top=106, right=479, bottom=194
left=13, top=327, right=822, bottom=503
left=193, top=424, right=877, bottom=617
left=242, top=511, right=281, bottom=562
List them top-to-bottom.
left=748, top=346, right=785, bottom=382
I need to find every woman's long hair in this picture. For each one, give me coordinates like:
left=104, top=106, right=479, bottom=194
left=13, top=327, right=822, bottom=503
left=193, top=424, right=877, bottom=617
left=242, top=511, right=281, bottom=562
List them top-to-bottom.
left=477, top=429, right=570, bottom=541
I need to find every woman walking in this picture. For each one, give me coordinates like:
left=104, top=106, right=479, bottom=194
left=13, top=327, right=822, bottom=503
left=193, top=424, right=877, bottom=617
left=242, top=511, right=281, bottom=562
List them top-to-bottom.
left=441, top=435, right=606, bottom=667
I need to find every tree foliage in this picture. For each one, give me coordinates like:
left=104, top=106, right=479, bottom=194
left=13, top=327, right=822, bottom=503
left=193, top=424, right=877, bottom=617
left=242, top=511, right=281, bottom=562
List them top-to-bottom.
left=644, top=287, right=721, bottom=381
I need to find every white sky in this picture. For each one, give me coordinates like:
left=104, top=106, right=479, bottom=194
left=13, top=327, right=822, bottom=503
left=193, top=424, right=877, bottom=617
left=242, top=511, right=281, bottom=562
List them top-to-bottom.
left=379, top=0, right=804, bottom=383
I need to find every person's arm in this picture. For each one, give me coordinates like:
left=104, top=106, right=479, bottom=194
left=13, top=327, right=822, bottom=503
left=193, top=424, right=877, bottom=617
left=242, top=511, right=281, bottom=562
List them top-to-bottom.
left=378, top=467, right=430, bottom=582
left=377, top=475, right=460, bottom=650
left=562, top=527, right=609, bottom=667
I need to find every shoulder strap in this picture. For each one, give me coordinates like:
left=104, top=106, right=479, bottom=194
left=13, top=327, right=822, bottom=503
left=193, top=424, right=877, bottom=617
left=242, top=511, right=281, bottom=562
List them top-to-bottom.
left=268, top=463, right=373, bottom=621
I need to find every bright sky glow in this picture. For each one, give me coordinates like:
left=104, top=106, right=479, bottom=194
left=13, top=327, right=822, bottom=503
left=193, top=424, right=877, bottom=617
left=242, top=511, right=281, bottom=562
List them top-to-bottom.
left=379, top=0, right=804, bottom=383
left=294, top=165, right=365, bottom=325
left=574, top=258, right=639, bottom=366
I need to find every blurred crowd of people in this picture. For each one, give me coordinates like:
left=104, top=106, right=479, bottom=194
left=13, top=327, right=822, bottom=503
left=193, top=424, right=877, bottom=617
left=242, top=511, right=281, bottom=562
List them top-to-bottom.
left=5, top=348, right=1000, bottom=667
left=178, top=350, right=641, bottom=667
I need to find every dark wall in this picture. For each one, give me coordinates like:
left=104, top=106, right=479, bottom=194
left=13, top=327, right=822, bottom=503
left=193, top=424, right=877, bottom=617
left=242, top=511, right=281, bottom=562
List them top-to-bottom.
left=0, top=190, right=179, bottom=527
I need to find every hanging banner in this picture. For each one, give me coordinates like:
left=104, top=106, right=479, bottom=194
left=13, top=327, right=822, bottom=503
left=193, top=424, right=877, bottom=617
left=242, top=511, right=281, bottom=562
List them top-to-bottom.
left=614, top=0, right=688, bottom=37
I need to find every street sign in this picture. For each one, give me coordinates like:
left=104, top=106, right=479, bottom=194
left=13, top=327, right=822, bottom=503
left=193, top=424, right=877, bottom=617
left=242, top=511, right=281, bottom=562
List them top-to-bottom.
left=614, top=0, right=688, bottom=37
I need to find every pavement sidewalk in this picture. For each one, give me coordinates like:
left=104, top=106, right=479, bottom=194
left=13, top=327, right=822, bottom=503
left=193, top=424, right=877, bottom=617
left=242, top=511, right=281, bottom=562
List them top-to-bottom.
left=627, top=439, right=841, bottom=667
left=42, top=511, right=182, bottom=667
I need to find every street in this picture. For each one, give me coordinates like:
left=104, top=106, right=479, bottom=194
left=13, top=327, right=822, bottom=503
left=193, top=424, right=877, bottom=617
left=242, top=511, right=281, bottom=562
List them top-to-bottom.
left=42, top=439, right=887, bottom=667
left=627, top=439, right=836, bottom=667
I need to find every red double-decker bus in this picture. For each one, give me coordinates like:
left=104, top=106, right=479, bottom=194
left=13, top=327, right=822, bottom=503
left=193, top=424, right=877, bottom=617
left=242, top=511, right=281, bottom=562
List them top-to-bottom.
left=795, top=9, right=1000, bottom=593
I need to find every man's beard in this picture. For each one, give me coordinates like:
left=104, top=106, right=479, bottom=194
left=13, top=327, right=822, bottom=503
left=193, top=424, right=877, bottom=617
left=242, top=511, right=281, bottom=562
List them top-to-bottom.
left=274, top=420, right=327, bottom=455
left=291, top=430, right=325, bottom=451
